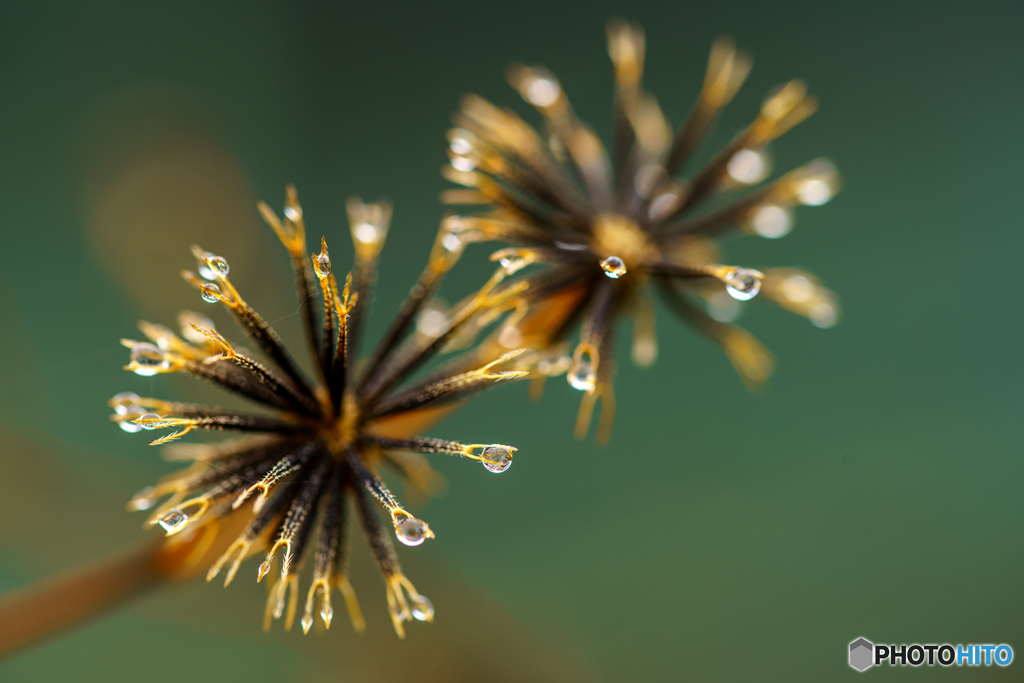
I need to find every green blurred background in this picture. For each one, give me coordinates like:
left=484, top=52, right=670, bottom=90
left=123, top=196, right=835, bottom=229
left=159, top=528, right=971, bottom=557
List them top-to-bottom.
left=0, top=0, right=1021, bottom=680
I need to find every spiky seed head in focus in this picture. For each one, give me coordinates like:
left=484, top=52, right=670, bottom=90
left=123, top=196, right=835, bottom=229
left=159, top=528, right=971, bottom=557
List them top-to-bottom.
left=111, top=185, right=530, bottom=638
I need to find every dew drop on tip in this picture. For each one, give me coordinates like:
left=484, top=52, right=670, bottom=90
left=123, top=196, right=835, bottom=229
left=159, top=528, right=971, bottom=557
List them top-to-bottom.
left=526, top=77, right=560, bottom=107
left=798, top=179, right=834, bottom=206
left=750, top=204, right=792, bottom=239
left=353, top=222, right=378, bottom=245
left=441, top=232, right=462, bottom=253
left=316, top=252, right=331, bottom=276
left=600, top=256, right=627, bottom=279
left=725, top=268, right=762, bottom=301
left=200, top=283, right=221, bottom=303
left=130, top=343, right=171, bottom=375
left=568, top=355, right=596, bottom=392
left=112, top=392, right=140, bottom=415
left=137, top=412, right=162, bottom=430
left=119, top=420, right=144, bottom=433
left=481, top=446, right=512, bottom=473
left=128, top=486, right=156, bottom=511
left=158, top=508, right=189, bottom=533
left=395, top=517, right=429, bottom=547
left=273, top=593, right=286, bottom=619
left=410, top=595, right=434, bottom=621
left=320, top=604, right=333, bottom=624
left=301, top=613, right=313, bottom=634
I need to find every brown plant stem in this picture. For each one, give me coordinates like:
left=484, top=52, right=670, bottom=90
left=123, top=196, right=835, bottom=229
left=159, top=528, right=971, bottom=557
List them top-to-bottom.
left=0, top=539, right=165, bottom=659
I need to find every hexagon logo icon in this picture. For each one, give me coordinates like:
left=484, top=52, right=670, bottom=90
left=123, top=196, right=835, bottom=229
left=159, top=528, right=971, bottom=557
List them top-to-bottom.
left=849, top=638, right=874, bottom=671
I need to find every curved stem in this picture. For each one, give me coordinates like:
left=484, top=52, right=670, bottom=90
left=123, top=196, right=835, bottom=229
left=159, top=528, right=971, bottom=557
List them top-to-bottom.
left=0, top=538, right=164, bottom=659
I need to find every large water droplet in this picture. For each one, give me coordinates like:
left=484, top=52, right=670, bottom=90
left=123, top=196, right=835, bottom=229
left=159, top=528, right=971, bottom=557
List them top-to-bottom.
left=750, top=204, right=793, bottom=239
left=284, top=206, right=301, bottom=222
left=316, top=251, right=332, bottom=276
left=198, top=254, right=230, bottom=280
left=600, top=256, right=627, bottom=279
left=724, top=268, right=762, bottom=301
left=200, top=283, right=222, bottom=303
left=130, top=343, right=171, bottom=375
left=568, top=353, right=596, bottom=392
left=136, top=412, right=162, bottom=430
left=481, top=446, right=512, bottom=473
left=158, top=508, right=189, bottom=533
left=395, top=517, right=429, bottom=547
left=410, top=595, right=434, bottom=621
left=320, top=603, right=334, bottom=625
left=301, top=613, right=313, bottom=634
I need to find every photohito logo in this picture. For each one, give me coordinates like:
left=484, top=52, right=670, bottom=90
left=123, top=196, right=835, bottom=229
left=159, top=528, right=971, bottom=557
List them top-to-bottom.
left=849, top=637, right=1013, bottom=671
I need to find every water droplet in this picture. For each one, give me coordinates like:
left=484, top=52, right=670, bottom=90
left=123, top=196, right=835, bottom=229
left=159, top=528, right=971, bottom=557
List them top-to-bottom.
left=526, top=77, right=561, bottom=107
left=449, top=136, right=472, bottom=156
left=727, top=148, right=769, bottom=184
left=450, top=155, right=478, bottom=172
left=797, top=179, right=834, bottom=206
left=648, top=190, right=679, bottom=222
left=750, top=204, right=793, bottom=239
left=284, top=206, right=301, bottom=222
left=353, top=222, right=379, bottom=245
left=441, top=232, right=462, bottom=253
left=316, top=252, right=331, bottom=276
left=197, top=254, right=230, bottom=278
left=600, top=256, right=627, bottom=279
left=724, top=268, right=762, bottom=301
left=781, top=275, right=815, bottom=303
left=200, top=283, right=221, bottom=303
left=706, top=290, right=742, bottom=322
left=809, top=302, right=838, bottom=329
left=416, top=303, right=448, bottom=338
left=179, top=312, right=216, bottom=343
left=497, top=326, right=522, bottom=349
left=130, top=343, right=171, bottom=375
left=568, top=353, right=596, bottom=392
left=111, top=392, right=141, bottom=415
left=136, top=412, right=162, bottom=430
left=119, top=419, right=144, bottom=433
left=481, top=446, right=512, bottom=473
left=127, top=486, right=156, bottom=511
left=158, top=508, right=189, bottom=533
left=395, top=517, right=429, bottom=547
left=273, top=592, right=286, bottom=619
left=410, top=595, right=434, bottom=621
left=320, top=603, right=334, bottom=625
left=301, top=613, right=313, bottom=634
